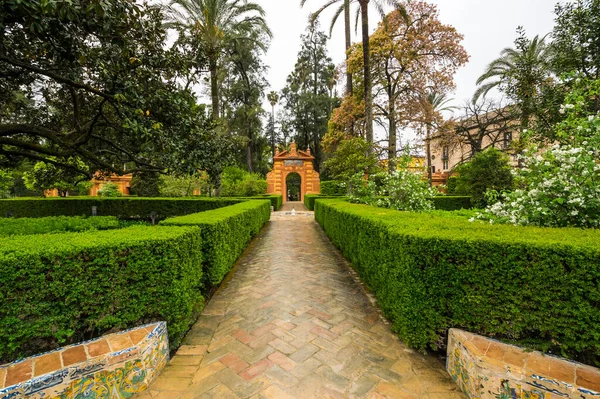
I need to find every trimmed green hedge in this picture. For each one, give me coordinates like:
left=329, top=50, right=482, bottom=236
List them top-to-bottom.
left=320, top=181, right=346, bottom=196
left=304, top=194, right=345, bottom=211
left=233, top=195, right=282, bottom=211
left=432, top=196, right=472, bottom=210
left=0, top=197, right=241, bottom=220
left=315, top=199, right=600, bottom=363
left=161, top=200, right=271, bottom=285
left=0, top=216, right=119, bottom=236
left=0, top=225, right=204, bottom=362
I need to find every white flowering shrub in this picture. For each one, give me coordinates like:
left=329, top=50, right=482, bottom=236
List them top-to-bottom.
left=477, top=78, right=600, bottom=228
left=378, top=170, right=438, bottom=211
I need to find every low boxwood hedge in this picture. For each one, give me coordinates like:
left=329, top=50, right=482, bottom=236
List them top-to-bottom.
left=233, top=194, right=282, bottom=211
left=304, top=194, right=345, bottom=211
left=432, top=196, right=472, bottom=210
left=0, top=197, right=241, bottom=220
left=315, top=199, right=600, bottom=364
left=161, top=200, right=271, bottom=285
left=0, top=216, right=119, bottom=236
left=0, top=225, right=204, bottom=362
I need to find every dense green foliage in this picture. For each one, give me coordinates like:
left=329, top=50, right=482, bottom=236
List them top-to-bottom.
left=1, top=0, right=228, bottom=179
left=451, top=148, right=514, bottom=208
left=220, top=167, right=268, bottom=197
left=320, top=181, right=346, bottom=196
left=97, top=183, right=123, bottom=197
left=304, top=194, right=345, bottom=211
left=232, top=195, right=282, bottom=210
left=432, top=196, right=472, bottom=211
left=0, top=197, right=240, bottom=219
left=315, top=199, right=600, bottom=365
left=161, top=200, right=270, bottom=285
left=0, top=216, right=118, bottom=236
left=0, top=226, right=204, bottom=362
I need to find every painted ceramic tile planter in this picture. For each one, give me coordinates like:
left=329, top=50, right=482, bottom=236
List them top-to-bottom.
left=0, top=322, right=168, bottom=399
left=447, top=328, right=600, bottom=399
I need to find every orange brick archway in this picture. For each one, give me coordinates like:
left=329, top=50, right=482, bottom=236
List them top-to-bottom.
left=266, top=143, right=320, bottom=203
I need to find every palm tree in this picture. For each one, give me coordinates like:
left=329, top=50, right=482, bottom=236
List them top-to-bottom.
left=167, top=0, right=271, bottom=120
left=300, top=0, right=407, bottom=147
left=473, top=32, right=552, bottom=131
left=267, top=91, right=279, bottom=160
left=421, top=91, right=456, bottom=187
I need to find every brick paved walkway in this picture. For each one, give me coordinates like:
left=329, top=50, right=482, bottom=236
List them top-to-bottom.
left=279, top=201, right=307, bottom=212
left=139, top=214, right=464, bottom=399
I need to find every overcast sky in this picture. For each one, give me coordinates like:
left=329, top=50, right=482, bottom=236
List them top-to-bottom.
left=260, top=0, right=559, bottom=123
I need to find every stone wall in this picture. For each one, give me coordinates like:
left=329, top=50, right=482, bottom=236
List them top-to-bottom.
left=0, top=322, right=168, bottom=399
left=447, top=328, right=600, bottom=399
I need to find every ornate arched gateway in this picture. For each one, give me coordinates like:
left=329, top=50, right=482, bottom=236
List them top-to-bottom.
left=267, top=143, right=320, bottom=203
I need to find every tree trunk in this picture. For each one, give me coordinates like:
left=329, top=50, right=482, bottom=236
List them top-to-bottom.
left=344, top=0, right=353, bottom=96
left=359, top=0, right=373, bottom=148
left=209, top=55, right=219, bottom=120
left=388, top=104, right=396, bottom=173
left=271, top=107, right=276, bottom=161
left=426, top=124, right=432, bottom=187
left=246, top=143, right=253, bottom=172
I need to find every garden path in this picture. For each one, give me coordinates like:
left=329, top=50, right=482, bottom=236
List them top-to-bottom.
left=138, top=214, right=464, bottom=399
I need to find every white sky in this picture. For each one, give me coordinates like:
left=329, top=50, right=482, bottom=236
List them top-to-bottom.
left=258, top=0, right=559, bottom=143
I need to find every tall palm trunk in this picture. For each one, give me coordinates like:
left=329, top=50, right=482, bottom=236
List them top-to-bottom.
left=344, top=0, right=352, bottom=96
left=359, top=0, right=373, bottom=147
left=209, top=55, right=219, bottom=119
left=387, top=81, right=396, bottom=172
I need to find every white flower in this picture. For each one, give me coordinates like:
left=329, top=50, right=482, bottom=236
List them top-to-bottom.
left=565, top=104, right=575, bottom=109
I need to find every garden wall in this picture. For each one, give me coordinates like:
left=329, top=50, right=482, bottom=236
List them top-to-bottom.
left=314, top=199, right=600, bottom=365
left=0, top=322, right=168, bottom=399
left=447, top=329, right=600, bottom=398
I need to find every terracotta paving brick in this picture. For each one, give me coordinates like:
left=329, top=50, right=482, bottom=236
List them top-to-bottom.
left=141, top=215, right=463, bottom=398
left=220, top=353, right=249, bottom=374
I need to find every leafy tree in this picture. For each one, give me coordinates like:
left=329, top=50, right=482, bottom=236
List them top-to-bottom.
left=0, top=0, right=217, bottom=177
left=167, top=0, right=271, bottom=120
left=300, top=0, right=408, bottom=148
left=350, top=3, right=467, bottom=172
left=281, top=22, right=338, bottom=171
left=474, top=28, right=554, bottom=132
left=220, top=29, right=269, bottom=173
left=324, top=137, right=380, bottom=181
left=452, top=147, right=514, bottom=208
left=23, top=158, right=91, bottom=197
left=219, top=166, right=267, bottom=197
left=0, top=170, right=13, bottom=198
left=130, top=172, right=161, bottom=197
left=159, top=174, right=209, bottom=197
left=97, top=183, right=123, bottom=197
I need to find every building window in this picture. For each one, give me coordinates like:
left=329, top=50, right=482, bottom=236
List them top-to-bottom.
left=504, top=131, right=512, bottom=148
left=442, top=146, right=449, bottom=159
left=443, top=159, right=449, bottom=170
left=431, top=165, right=436, bottom=174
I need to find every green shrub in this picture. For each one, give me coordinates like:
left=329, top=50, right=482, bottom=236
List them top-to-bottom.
left=452, top=148, right=514, bottom=208
left=220, top=166, right=267, bottom=197
left=320, top=181, right=346, bottom=196
left=97, top=182, right=123, bottom=197
left=304, top=194, right=345, bottom=211
left=432, top=196, right=472, bottom=211
left=0, top=197, right=241, bottom=220
left=315, top=199, right=600, bottom=364
left=161, top=200, right=270, bottom=285
left=0, top=216, right=119, bottom=236
left=0, top=225, right=204, bottom=362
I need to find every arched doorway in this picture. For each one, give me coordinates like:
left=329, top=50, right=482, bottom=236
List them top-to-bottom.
left=266, top=142, right=320, bottom=203
left=285, top=173, right=301, bottom=202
